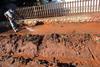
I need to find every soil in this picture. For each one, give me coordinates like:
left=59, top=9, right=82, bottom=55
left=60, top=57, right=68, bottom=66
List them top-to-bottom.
left=0, top=21, right=100, bottom=67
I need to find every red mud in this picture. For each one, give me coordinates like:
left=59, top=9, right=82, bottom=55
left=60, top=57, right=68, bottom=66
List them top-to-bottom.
left=0, top=22, right=100, bottom=67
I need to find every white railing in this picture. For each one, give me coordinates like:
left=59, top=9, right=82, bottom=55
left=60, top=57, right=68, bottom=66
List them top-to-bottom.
left=16, top=0, right=100, bottom=19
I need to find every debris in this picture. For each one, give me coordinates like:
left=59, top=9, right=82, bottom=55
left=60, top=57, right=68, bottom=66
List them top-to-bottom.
left=0, top=32, right=99, bottom=67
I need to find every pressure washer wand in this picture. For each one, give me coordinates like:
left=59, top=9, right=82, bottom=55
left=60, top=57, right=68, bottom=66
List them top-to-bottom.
left=4, top=9, right=18, bottom=32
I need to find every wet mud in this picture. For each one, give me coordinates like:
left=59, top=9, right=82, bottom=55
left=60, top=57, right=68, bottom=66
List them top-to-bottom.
left=0, top=31, right=100, bottom=67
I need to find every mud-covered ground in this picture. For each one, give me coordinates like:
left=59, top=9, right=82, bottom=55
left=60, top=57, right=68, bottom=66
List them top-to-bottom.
left=0, top=22, right=100, bottom=67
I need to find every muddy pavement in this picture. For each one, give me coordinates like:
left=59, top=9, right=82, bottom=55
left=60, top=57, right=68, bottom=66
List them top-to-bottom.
left=0, top=32, right=100, bottom=67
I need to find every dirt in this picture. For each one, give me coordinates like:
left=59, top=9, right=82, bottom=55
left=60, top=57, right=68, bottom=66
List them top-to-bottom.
left=0, top=21, right=100, bottom=67
left=0, top=32, right=100, bottom=67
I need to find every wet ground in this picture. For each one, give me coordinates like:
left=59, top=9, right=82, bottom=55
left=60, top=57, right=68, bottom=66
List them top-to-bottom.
left=1, top=9, right=100, bottom=67
left=0, top=21, right=100, bottom=67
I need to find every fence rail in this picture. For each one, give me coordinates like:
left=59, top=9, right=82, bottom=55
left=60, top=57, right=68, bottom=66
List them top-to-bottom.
left=16, top=0, right=100, bottom=19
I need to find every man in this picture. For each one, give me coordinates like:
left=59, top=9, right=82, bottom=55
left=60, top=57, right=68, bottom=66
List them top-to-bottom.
left=4, top=4, right=18, bottom=32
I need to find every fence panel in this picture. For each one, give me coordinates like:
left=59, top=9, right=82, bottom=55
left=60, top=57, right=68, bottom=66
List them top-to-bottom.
left=16, top=0, right=100, bottom=19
